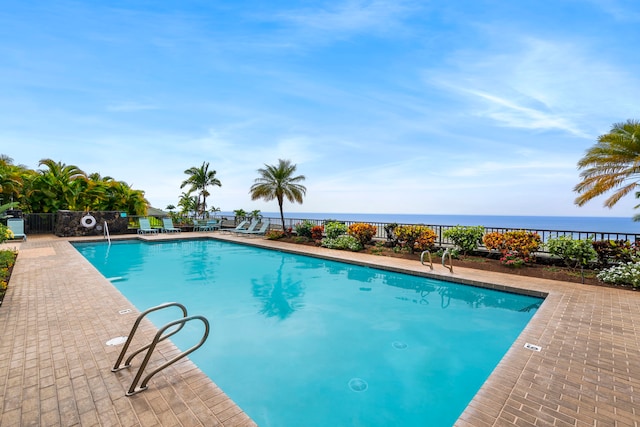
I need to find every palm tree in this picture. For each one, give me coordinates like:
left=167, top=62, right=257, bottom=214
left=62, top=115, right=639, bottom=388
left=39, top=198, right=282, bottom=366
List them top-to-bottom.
left=574, top=119, right=640, bottom=209
left=250, top=159, right=306, bottom=232
left=180, top=162, right=221, bottom=217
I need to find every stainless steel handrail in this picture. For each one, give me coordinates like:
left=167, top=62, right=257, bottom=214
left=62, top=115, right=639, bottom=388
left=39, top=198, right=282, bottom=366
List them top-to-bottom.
left=104, top=221, right=111, bottom=245
left=442, top=248, right=454, bottom=273
left=420, top=250, right=433, bottom=270
left=111, top=302, right=188, bottom=372
left=111, top=302, right=210, bottom=396
left=126, top=315, right=210, bottom=396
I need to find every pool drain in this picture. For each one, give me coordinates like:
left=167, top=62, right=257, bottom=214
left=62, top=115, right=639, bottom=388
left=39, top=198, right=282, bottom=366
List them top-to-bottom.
left=392, top=341, right=408, bottom=350
left=348, top=378, right=368, bottom=392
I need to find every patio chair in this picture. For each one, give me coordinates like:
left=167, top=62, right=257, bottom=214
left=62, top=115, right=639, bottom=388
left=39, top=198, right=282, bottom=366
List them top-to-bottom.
left=161, top=217, right=181, bottom=233
left=7, top=218, right=27, bottom=241
left=137, top=218, right=158, bottom=235
left=193, top=219, right=210, bottom=232
left=205, top=219, right=222, bottom=231
left=234, top=219, right=261, bottom=234
left=224, top=220, right=250, bottom=233
left=241, top=220, right=271, bottom=236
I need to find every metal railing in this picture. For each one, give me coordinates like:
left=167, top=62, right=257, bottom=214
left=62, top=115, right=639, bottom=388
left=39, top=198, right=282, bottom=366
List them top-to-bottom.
left=17, top=212, right=640, bottom=254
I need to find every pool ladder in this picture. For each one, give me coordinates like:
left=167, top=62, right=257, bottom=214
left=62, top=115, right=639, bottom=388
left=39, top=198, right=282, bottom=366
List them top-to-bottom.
left=420, top=248, right=454, bottom=273
left=111, top=302, right=210, bottom=396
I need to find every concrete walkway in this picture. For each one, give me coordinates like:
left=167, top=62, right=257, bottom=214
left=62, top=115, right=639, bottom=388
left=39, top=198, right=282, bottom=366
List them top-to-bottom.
left=1, top=233, right=639, bottom=426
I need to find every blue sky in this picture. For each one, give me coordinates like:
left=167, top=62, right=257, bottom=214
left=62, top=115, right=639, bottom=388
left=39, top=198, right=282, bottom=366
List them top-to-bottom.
left=2, top=0, right=639, bottom=217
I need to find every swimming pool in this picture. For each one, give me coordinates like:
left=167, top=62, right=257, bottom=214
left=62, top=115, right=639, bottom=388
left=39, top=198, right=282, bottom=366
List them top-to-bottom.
left=74, top=239, right=543, bottom=426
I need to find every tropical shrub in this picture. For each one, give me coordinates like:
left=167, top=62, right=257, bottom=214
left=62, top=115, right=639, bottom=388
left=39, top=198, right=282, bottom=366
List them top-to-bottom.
left=294, top=220, right=315, bottom=239
left=325, top=221, right=348, bottom=239
left=347, top=223, right=377, bottom=246
left=0, top=224, right=14, bottom=243
left=311, top=225, right=324, bottom=241
left=394, top=225, right=437, bottom=253
left=443, top=225, right=485, bottom=255
left=265, top=230, right=286, bottom=240
left=503, top=230, right=541, bottom=259
left=482, top=232, right=505, bottom=252
left=321, top=235, right=363, bottom=251
left=547, top=236, right=597, bottom=269
left=591, top=240, right=638, bottom=267
left=0, top=249, right=17, bottom=299
left=500, top=252, right=525, bottom=268
left=597, top=262, right=640, bottom=288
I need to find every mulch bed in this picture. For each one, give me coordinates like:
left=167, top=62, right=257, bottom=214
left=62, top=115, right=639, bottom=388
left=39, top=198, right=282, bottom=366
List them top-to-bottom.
left=274, top=237, right=636, bottom=290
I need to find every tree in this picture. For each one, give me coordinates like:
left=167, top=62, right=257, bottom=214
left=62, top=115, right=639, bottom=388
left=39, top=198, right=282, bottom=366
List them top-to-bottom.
left=574, top=119, right=640, bottom=211
left=250, top=159, right=306, bottom=232
left=180, top=162, right=221, bottom=217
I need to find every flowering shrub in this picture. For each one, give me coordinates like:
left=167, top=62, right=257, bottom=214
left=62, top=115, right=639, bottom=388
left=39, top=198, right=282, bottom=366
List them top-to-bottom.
left=294, top=220, right=315, bottom=239
left=325, top=221, right=348, bottom=239
left=347, top=223, right=377, bottom=246
left=0, top=224, right=14, bottom=243
left=311, top=225, right=324, bottom=241
left=394, top=225, right=436, bottom=253
left=443, top=225, right=485, bottom=255
left=265, top=230, right=286, bottom=240
left=482, top=232, right=505, bottom=252
left=321, top=235, right=363, bottom=251
left=500, top=252, right=526, bottom=268
left=597, top=262, right=640, bottom=288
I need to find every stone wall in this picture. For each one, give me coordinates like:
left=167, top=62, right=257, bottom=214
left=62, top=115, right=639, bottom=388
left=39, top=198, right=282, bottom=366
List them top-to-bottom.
left=54, top=211, right=130, bottom=237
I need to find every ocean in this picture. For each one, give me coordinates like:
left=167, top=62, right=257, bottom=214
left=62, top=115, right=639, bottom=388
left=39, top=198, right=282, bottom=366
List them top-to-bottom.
left=223, top=212, right=640, bottom=234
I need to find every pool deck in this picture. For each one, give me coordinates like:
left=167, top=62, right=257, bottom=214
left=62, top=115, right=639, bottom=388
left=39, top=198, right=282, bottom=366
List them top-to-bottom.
left=1, top=232, right=639, bottom=426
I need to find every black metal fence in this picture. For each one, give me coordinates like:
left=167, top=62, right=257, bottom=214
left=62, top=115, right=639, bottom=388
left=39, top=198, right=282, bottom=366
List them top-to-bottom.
left=16, top=213, right=640, bottom=254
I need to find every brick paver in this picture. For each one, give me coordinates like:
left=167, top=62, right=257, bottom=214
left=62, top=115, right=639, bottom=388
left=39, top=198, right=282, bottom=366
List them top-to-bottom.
left=1, top=233, right=639, bottom=426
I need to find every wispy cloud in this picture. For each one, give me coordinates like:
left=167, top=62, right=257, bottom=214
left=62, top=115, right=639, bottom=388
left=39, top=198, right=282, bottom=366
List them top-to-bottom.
left=272, top=0, right=420, bottom=38
left=426, top=36, right=639, bottom=138
left=106, top=102, right=160, bottom=112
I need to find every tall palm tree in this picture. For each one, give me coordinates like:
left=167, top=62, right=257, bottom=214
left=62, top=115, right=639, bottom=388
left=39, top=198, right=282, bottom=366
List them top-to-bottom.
left=574, top=120, right=640, bottom=209
left=250, top=159, right=306, bottom=231
left=180, top=162, right=221, bottom=217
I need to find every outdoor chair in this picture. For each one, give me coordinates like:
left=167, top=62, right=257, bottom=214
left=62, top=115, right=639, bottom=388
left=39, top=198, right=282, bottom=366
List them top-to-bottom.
left=161, top=217, right=181, bottom=233
left=7, top=218, right=27, bottom=241
left=137, top=218, right=158, bottom=235
left=234, top=219, right=261, bottom=234
left=224, top=220, right=250, bottom=233
left=240, top=220, right=271, bottom=236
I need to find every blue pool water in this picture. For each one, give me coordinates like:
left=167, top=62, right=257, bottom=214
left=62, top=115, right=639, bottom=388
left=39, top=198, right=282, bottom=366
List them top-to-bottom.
left=74, top=239, right=543, bottom=426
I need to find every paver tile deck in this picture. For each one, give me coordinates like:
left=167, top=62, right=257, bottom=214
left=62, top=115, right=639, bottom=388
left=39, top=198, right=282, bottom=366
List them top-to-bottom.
left=1, top=232, right=639, bottom=426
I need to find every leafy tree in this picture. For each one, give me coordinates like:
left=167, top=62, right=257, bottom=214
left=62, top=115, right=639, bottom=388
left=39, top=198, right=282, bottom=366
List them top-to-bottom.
left=574, top=119, right=640, bottom=211
left=28, top=159, right=87, bottom=212
left=250, top=159, right=306, bottom=232
left=180, top=162, right=221, bottom=218
left=178, top=192, right=197, bottom=215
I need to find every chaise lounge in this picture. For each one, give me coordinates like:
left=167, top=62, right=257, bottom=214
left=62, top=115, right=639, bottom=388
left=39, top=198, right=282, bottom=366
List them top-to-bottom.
left=7, top=218, right=27, bottom=241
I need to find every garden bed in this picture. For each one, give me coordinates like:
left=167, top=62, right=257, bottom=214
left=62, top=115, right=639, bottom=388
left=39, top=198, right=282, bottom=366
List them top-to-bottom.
left=274, top=237, right=621, bottom=289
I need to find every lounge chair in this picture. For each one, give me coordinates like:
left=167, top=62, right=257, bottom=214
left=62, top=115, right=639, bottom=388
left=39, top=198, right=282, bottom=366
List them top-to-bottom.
left=161, top=217, right=181, bottom=233
left=7, top=218, right=27, bottom=241
left=137, top=218, right=158, bottom=235
left=235, top=219, right=261, bottom=234
left=224, top=220, right=251, bottom=233
left=241, top=220, right=271, bottom=236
